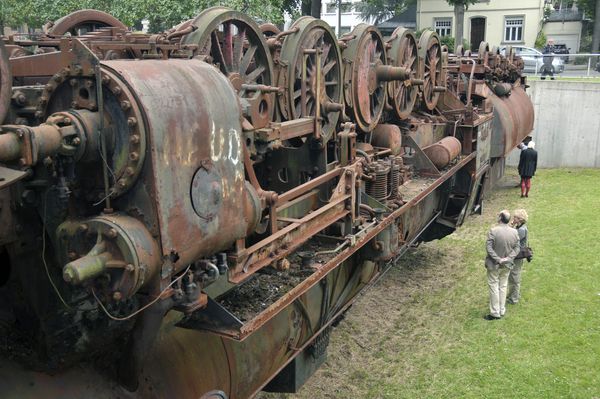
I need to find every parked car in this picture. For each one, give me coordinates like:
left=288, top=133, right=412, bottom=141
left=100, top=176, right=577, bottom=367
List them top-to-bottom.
left=546, top=43, right=570, bottom=63
left=500, top=45, right=565, bottom=75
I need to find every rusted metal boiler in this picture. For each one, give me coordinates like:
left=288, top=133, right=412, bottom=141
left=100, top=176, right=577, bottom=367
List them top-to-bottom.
left=0, top=8, right=535, bottom=399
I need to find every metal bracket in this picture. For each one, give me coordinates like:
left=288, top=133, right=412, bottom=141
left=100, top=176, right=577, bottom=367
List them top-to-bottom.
left=402, top=134, right=441, bottom=176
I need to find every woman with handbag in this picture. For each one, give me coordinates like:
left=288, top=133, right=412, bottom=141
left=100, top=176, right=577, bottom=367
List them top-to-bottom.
left=508, top=209, right=530, bottom=304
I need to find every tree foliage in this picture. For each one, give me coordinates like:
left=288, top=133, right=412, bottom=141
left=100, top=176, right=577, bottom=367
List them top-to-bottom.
left=1, top=0, right=286, bottom=33
left=355, top=0, right=414, bottom=25
left=444, top=0, right=477, bottom=8
left=577, top=0, right=597, bottom=19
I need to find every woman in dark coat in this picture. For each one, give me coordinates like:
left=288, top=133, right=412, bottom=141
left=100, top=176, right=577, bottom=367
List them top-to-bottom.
left=518, top=141, right=538, bottom=197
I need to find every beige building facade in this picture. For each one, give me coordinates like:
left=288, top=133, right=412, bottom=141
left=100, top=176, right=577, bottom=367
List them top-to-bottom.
left=416, top=0, right=547, bottom=50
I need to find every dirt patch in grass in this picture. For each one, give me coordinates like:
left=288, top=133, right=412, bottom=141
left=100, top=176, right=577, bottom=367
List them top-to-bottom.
left=259, top=240, right=470, bottom=399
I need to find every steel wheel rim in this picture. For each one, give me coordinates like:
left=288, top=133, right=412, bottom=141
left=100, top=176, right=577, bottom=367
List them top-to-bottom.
left=183, top=7, right=275, bottom=127
left=48, top=9, right=126, bottom=36
left=280, top=17, right=343, bottom=141
left=342, top=24, right=386, bottom=132
left=388, top=27, right=419, bottom=120
left=419, top=30, right=442, bottom=111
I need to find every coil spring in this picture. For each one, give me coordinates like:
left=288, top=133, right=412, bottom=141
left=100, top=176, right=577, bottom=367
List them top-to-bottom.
left=389, top=159, right=401, bottom=200
left=366, top=160, right=390, bottom=202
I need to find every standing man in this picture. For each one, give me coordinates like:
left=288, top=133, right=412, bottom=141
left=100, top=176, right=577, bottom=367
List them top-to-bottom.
left=541, top=39, right=555, bottom=80
left=518, top=141, right=538, bottom=198
left=484, top=210, right=520, bottom=320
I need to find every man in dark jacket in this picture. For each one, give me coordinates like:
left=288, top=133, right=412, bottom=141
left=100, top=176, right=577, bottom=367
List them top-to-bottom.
left=541, top=40, right=555, bottom=80
left=518, top=141, right=537, bottom=197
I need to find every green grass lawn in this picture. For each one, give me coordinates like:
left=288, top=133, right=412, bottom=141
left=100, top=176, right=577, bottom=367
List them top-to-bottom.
left=262, top=169, right=600, bottom=399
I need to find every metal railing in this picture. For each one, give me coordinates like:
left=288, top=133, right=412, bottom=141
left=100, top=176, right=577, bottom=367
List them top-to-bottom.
left=526, top=53, right=600, bottom=78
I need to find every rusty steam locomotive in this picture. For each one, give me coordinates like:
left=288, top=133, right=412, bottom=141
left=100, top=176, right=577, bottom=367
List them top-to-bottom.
left=0, top=8, right=533, bottom=398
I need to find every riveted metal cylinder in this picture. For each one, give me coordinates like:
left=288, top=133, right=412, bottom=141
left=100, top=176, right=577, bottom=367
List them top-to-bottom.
left=371, top=124, right=402, bottom=155
left=422, top=136, right=462, bottom=170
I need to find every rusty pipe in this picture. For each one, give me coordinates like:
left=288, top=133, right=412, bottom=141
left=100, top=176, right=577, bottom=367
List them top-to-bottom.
left=166, top=25, right=196, bottom=41
left=274, top=26, right=299, bottom=41
left=465, top=58, right=476, bottom=107
left=376, top=65, right=411, bottom=82
left=240, top=84, right=282, bottom=93
left=322, top=101, right=344, bottom=113
left=0, top=124, right=63, bottom=164
left=0, top=131, right=21, bottom=161
left=63, top=240, right=112, bottom=284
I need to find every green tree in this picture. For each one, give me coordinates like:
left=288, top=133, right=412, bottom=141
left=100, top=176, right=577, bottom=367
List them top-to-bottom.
left=1, top=0, right=286, bottom=33
left=356, top=0, right=414, bottom=24
left=578, top=0, right=600, bottom=53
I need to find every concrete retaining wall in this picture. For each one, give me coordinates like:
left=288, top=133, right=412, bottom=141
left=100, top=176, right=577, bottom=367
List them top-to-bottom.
left=506, top=80, right=600, bottom=168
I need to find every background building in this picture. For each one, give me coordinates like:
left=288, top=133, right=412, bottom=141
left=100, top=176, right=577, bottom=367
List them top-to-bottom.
left=321, top=0, right=374, bottom=36
left=415, top=0, right=584, bottom=51
left=417, top=0, right=547, bottom=50
left=543, top=2, right=585, bottom=52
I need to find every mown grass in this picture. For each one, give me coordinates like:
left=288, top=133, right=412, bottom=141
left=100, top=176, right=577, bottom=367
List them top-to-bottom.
left=261, top=168, right=600, bottom=399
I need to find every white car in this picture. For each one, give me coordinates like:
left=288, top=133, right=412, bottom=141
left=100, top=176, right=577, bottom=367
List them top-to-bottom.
left=500, top=45, right=565, bottom=74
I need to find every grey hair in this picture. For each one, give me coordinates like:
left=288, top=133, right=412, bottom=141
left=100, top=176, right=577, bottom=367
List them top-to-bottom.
left=527, top=141, right=535, bottom=149
left=513, top=209, right=528, bottom=223
left=499, top=210, right=511, bottom=224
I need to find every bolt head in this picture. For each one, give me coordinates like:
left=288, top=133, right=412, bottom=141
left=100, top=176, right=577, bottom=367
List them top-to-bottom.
left=106, top=228, right=118, bottom=238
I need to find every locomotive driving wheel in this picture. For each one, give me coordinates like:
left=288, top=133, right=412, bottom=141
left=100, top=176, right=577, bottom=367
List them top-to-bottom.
left=183, top=7, right=275, bottom=129
left=46, top=9, right=127, bottom=36
left=279, top=16, right=343, bottom=141
left=342, top=24, right=387, bottom=132
left=387, top=27, right=419, bottom=120
left=418, top=30, right=443, bottom=111
left=0, top=40, right=10, bottom=124
left=478, top=41, right=490, bottom=66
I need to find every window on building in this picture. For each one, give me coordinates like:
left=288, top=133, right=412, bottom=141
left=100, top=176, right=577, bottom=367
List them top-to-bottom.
left=326, top=2, right=353, bottom=14
left=504, top=17, right=524, bottom=42
left=434, top=18, right=452, bottom=37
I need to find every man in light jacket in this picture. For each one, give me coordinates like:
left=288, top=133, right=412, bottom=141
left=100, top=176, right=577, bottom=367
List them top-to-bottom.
left=484, top=210, right=520, bottom=320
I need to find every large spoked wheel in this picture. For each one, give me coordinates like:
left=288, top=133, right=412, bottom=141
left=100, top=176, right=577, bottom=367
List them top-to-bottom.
left=182, top=7, right=275, bottom=129
left=47, top=9, right=127, bottom=36
left=279, top=16, right=343, bottom=141
left=342, top=24, right=387, bottom=132
left=387, top=27, right=419, bottom=120
left=418, top=30, right=443, bottom=111
left=0, top=40, right=11, bottom=124
left=478, top=41, right=490, bottom=66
